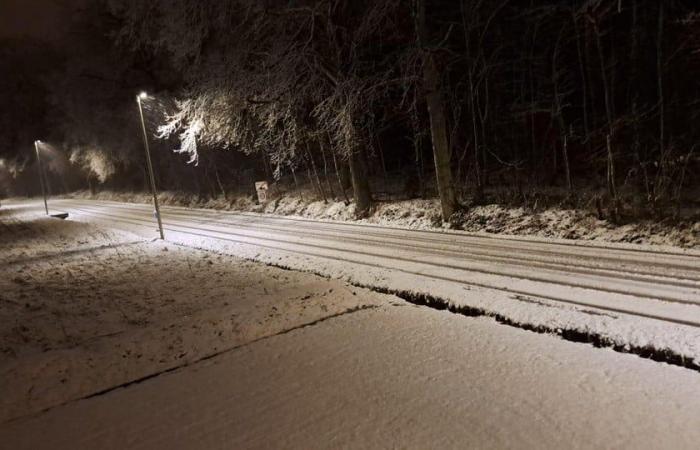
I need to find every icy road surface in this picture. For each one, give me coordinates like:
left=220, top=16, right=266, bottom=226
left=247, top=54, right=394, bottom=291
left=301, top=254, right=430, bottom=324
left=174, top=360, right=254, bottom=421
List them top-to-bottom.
left=21, top=199, right=700, bottom=363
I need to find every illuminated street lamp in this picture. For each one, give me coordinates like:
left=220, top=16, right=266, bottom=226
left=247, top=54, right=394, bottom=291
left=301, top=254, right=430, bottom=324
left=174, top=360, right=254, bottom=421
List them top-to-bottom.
left=136, top=92, right=165, bottom=240
left=34, top=140, right=49, bottom=215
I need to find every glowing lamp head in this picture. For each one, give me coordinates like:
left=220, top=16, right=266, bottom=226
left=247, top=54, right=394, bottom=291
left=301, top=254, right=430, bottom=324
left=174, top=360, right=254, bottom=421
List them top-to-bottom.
left=138, top=92, right=148, bottom=100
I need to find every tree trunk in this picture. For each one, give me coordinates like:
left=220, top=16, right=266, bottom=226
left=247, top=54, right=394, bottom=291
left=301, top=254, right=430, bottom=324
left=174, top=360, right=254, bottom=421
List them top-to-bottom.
left=417, top=0, right=457, bottom=221
left=657, top=2, right=665, bottom=160
left=572, top=10, right=589, bottom=144
left=594, top=20, right=613, bottom=136
left=552, top=26, right=568, bottom=189
left=469, top=69, right=483, bottom=200
left=606, top=134, right=619, bottom=222
left=563, top=135, right=572, bottom=197
left=376, top=137, right=389, bottom=191
left=318, top=138, right=336, bottom=199
left=305, top=145, right=327, bottom=202
left=348, top=147, right=372, bottom=218
left=331, top=150, right=350, bottom=205
left=290, top=165, right=303, bottom=202
left=214, top=166, right=227, bottom=200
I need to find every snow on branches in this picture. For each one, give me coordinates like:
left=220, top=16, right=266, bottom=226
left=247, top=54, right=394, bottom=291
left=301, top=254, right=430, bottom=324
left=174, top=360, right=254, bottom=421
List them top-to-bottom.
left=157, top=90, right=304, bottom=178
left=157, top=98, right=203, bottom=165
left=69, top=147, right=116, bottom=183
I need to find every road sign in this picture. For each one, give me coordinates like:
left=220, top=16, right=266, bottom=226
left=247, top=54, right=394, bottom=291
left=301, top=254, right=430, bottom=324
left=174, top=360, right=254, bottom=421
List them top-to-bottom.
left=255, top=181, right=269, bottom=203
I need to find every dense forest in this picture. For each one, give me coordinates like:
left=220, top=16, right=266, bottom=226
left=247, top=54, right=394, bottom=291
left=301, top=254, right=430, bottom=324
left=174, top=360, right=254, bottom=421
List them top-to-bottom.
left=1, top=0, right=699, bottom=222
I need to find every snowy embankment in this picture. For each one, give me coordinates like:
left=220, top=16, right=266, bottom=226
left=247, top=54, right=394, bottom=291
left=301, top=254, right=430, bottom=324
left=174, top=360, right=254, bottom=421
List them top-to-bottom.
left=66, top=189, right=699, bottom=248
left=0, top=205, right=391, bottom=422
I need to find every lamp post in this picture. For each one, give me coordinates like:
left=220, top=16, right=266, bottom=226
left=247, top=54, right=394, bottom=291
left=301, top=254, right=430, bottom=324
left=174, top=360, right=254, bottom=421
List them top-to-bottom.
left=136, top=92, right=165, bottom=240
left=34, top=140, right=49, bottom=215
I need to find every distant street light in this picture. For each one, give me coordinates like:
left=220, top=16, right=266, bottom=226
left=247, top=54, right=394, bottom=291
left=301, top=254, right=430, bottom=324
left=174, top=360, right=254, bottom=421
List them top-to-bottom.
left=136, top=92, right=165, bottom=240
left=34, top=140, right=49, bottom=215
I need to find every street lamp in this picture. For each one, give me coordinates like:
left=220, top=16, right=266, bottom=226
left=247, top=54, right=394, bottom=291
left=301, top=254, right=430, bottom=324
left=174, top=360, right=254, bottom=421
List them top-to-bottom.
left=136, top=91, right=165, bottom=240
left=34, top=140, right=49, bottom=215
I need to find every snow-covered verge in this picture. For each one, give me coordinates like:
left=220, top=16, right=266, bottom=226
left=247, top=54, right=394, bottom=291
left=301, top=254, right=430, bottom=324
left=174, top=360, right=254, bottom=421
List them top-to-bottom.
left=64, top=190, right=699, bottom=248
left=0, top=203, right=143, bottom=262
left=0, top=205, right=391, bottom=422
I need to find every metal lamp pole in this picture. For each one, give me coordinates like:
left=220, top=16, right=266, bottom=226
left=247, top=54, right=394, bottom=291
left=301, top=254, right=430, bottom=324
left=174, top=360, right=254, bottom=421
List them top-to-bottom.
left=136, top=93, right=165, bottom=240
left=34, top=140, right=49, bottom=215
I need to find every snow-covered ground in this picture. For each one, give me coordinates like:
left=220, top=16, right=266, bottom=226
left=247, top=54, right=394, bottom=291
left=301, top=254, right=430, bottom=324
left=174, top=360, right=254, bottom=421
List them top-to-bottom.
left=66, top=190, right=699, bottom=248
left=2, top=203, right=700, bottom=449
left=0, top=204, right=391, bottom=422
left=4, top=300, right=700, bottom=449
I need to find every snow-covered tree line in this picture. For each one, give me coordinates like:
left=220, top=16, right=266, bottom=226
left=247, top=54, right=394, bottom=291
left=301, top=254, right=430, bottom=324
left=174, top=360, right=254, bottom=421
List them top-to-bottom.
left=3, top=0, right=699, bottom=222
left=105, top=0, right=700, bottom=220
left=107, top=0, right=416, bottom=216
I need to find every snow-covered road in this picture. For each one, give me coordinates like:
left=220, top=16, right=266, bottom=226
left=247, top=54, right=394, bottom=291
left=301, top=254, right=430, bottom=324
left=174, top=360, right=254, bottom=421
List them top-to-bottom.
left=27, top=199, right=700, bottom=366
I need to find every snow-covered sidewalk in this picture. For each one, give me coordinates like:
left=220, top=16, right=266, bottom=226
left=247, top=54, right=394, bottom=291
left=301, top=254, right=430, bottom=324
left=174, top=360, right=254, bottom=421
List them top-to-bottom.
left=0, top=206, right=390, bottom=421
left=4, top=304, right=700, bottom=449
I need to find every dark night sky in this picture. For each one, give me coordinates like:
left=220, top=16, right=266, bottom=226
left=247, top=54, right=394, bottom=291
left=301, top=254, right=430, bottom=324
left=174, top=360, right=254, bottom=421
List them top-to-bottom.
left=0, top=0, right=82, bottom=41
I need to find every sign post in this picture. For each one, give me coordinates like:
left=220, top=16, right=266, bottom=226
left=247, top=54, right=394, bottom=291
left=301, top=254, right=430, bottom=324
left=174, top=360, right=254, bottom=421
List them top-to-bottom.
left=255, top=181, right=269, bottom=203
